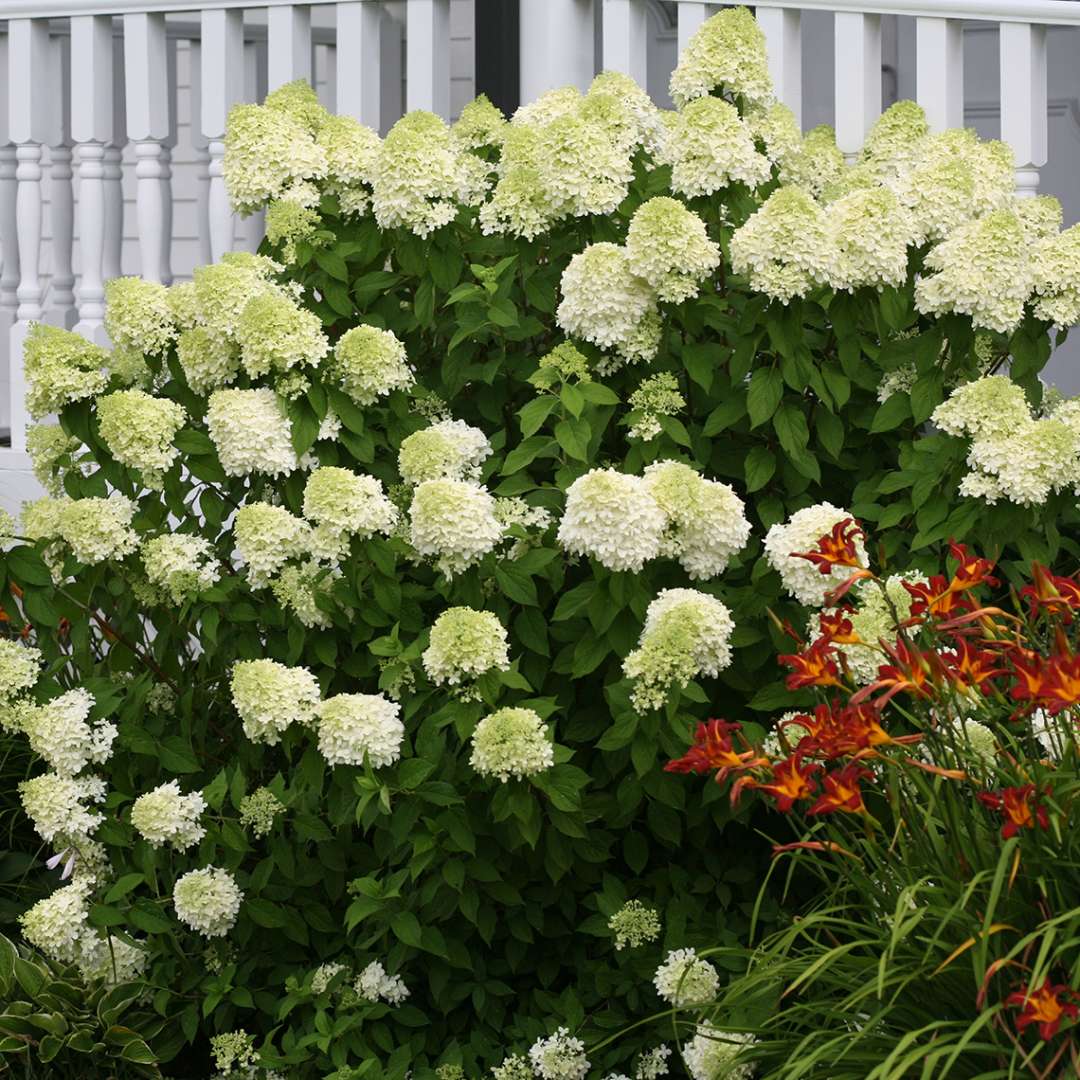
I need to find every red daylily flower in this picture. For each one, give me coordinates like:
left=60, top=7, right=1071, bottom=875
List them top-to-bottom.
left=792, top=518, right=865, bottom=575
left=1020, top=563, right=1080, bottom=622
left=817, top=609, right=861, bottom=645
left=941, top=637, right=1008, bottom=694
left=779, top=638, right=843, bottom=690
left=1010, top=650, right=1080, bottom=715
left=665, top=719, right=767, bottom=783
left=751, top=754, right=822, bottom=811
left=806, top=763, right=873, bottom=816
left=977, top=784, right=1051, bottom=839
left=1006, top=980, right=1078, bottom=1041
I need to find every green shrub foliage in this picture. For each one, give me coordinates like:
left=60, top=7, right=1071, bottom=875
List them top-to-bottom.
left=2, top=9, right=1078, bottom=1077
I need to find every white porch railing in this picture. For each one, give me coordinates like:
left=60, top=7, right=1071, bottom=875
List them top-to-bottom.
left=0, top=0, right=1079, bottom=503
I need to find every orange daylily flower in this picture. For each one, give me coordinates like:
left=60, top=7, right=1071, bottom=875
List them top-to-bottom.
left=792, top=518, right=866, bottom=575
left=904, top=542, right=999, bottom=621
left=1020, top=563, right=1080, bottom=622
left=817, top=609, right=861, bottom=645
left=941, top=637, right=1008, bottom=694
left=778, top=638, right=843, bottom=690
left=856, top=638, right=939, bottom=705
left=1010, top=651, right=1080, bottom=715
left=664, top=719, right=767, bottom=784
left=750, top=754, right=822, bottom=811
left=806, top=763, right=872, bottom=816
left=977, top=784, right=1050, bottom=838
left=1005, top=980, right=1078, bottom=1041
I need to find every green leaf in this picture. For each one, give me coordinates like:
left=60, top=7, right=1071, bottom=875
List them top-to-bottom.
left=315, top=250, right=349, bottom=281
left=682, top=343, right=718, bottom=392
left=747, top=367, right=783, bottom=428
left=910, top=373, right=944, bottom=424
left=578, top=382, right=620, bottom=405
left=870, top=393, right=912, bottom=433
left=703, top=395, right=747, bottom=436
left=518, top=396, right=558, bottom=438
left=772, top=404, right=809, bottom=456
left=815, top=408, right=844, bottom=459
left=555, top=418, right=590, bottom=461
left=173, top=428, right=215, bottom=455
left=501, top=436, right=554, bottom=475
left=744, top=446, right=775, bottom=492
left=6, top=548, right=52, bottom=587
left=495, top=565, right=539, bottom=606
left=552, top=581, right=596, bottom=621
left=104, top=874, right=144, bottom=904
left=246, top=898, right=288, bottom=928
left=129, top=900, right=173, bottom=934
left=391, top=911, right=423, bottom=947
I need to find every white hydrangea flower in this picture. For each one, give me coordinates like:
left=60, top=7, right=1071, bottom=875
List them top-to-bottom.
left=669, top=6, right=772, bottom=109
left=662, top=97, right=771, bottom=198
left=859, top=101, right=929, bottom=180
left=537, top=110, right=634, bottom=220
left=780, top=125, right=845, bottom=199
left=730, top=186, right=832, bottom=303
left=822, top=187, right=914, bottom=293
left=624, top=197, right=720, bottom=304
left=915, top=210, right=1033, bottom=334
left=1031, top=222, right=1080, bottom=327
left=557, top=243, right=657, bottom=361
left=191, top=254, right=282, bottom=341
left=104, top=277, right=175, bottom=355
left=234, top=288, right=329, bottom=378
left=23, top=324, right=110, bottom=419
left=330, top=324, right=415, bottom=405
left=176, top=327, right=241, bottom=396
left=627, top=372, right=686, bottom=442
left=931, top=375, right=1032, bottom=440
left=97, top=388, right=187, bottom=486
left=206, top=388, right=298, bottom=478
left=967, top=418, right=1080, bottom=507
left=398, top=419, right=492, bottom=485
left=26, top=423, right=81, bottom=497
left=643, top=460, right=751, bottom=580
left=302, top=467, right=399, bottom=540
left=558, top=469, right=666, bottom=573
left=408, top=479, right=503, bottom=577
left=56, top=496, right=139, bottom=565
left=233, top=503, right=312, bottom=587
left=764, top=503, right=867, bottom=607
left=142, top=533, right=221, bottom=604
left=271, top=561, right=337, bottom=629
left=624, top=589, right=735, bottom=712
left=422, top=607, right=510, bottom=686
left=0, top=639, right=41, bottom=703
left=230, top=659, right=320, bottom=745
left=23, top=689, right=116, bottom=776
left=316, top=693, right=404, bottom=768
left=469, top=707, right=554, bottom=782
left=19, top=772, right=106, bottom=842
left=131, top=780, right=207, bottom=851
left=239, top=787, right=286, bottom=837
left=173, top=866, right=243, bottom=938
left=19, top=881, right=92, bottom=963
left=608, top=900, right=662, bottom=950
left=75, top=929, right=148, bottom=985
left=653, top=947, right=720, bottom=1006
left=355, top=959, right=410, bottom=1005
left=311, top=960, right=349, bottom=995
left=682, top=1024, right=755, bottom=1080
left=529, top=1028, right=590, bottom=1080
left=210, top=1030, right=259, bottom=1075
left=635, top=1046, right=673, bottom=1080
left=492, top=1054, right=535, bottom=1080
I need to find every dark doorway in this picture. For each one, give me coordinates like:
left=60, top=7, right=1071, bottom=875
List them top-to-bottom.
left=475, top=0, right=520, bottom=116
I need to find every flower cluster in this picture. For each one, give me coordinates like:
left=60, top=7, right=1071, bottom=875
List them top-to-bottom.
left=24, top=324, right=110, bottom=418
left=329, top=324, right=414, bottom=405
left=627, top=373, right=686, bottom=442
left=207, top=388, right=299, bottom=479
left=398, top=419, right=492, bottom=485
left=408, top=478, right=503, bottom=577
left=764, top=503, right=867, bottom=606
left=141, top=533, right=221, bottom=604
left=624, top=589, right=736, bottom=712
left=422, top=607, right=511, bottom=687
left=230, top=659, right=320, bottom=745
left=315, top=693, right=404, bottom=768
left=469, top=706, right=554, bottom=781
left=131, top=780, right=207, bottom=850
left=239, top=787, right=286, bottom=837
left=173, top=866, right=244, bottom=938
left=608, top=900, right=662, bottom=950
left=652, top=947, right=720, bottom=1006
left=355, top=959, right=410, bottom=1005
left=529, top=1028, right=590, bottom=1080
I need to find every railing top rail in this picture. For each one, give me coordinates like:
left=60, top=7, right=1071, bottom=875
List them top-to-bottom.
left=3, top=0, right=1080, bottom=26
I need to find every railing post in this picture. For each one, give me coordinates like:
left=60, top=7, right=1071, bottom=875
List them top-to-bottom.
left=406, top=0, right=450, bottom=119
left=520, top=0, right=594, bottom=100
left=602, top=0, right=648, bottom=87
left=336, top=2, right=382, bottom=129
left=268, top=4, right=312, bottom=90
left=757, top=6, right=802, bottom=128
left=201, top=8, right=245, bottom=263
left=834, top=11, right=881, bottom=163
left=125, top=12, right=174, bottom=284
left=70, top=14, right=114, bottom=346
left=915, top=17, right=964, bottom=131
left=9, top=18, right=53, bottom=451
left=1000, top=22, right=1048, bottom=198
left=0, top=31, right=15, bottom=439
left=46, top=32, right=76, bottom=330
left=104, top=33, right=126, bottom=283
left=241, top=37, right=267, bottom=253
left=189, top=39, right=213, bottom=268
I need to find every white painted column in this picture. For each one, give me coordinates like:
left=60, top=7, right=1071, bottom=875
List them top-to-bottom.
left=406, top=0, right=450, bottom=119
left=520, top=0, right=594, bottom=100
left=602, top=0, right=648, bottom=87
left=337, top=1, right=382, bottom=129
left=676, top=3, right=710, bottom=54
left=268, top=4, right=312, bottom=91
left=757, top=6, right=803, bottom=128
left=201, top=8, right=245, bottom=263
left=125, top=12, right=174, bottom=284
left=834, top=12, right=882, bottom=163
left=70, top=15, right=114, bottom=345
left=915, top=17, right=964, bottom=132
left=8, top=19, right=53, bottom=451
left=1000, top=22, right=1048, bottom=198
left=0, top=32, right=17, bottom=438
left=46, top=32, right=75, bottom=330
left=104, top=34, right=126, bottom=283
left=241, top=39, right=267, bottom=253
left=189, top=40, right=213, bottom=268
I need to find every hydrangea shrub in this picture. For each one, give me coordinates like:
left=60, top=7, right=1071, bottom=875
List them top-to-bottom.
left=2, top=8, right=1079, bottom=1076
